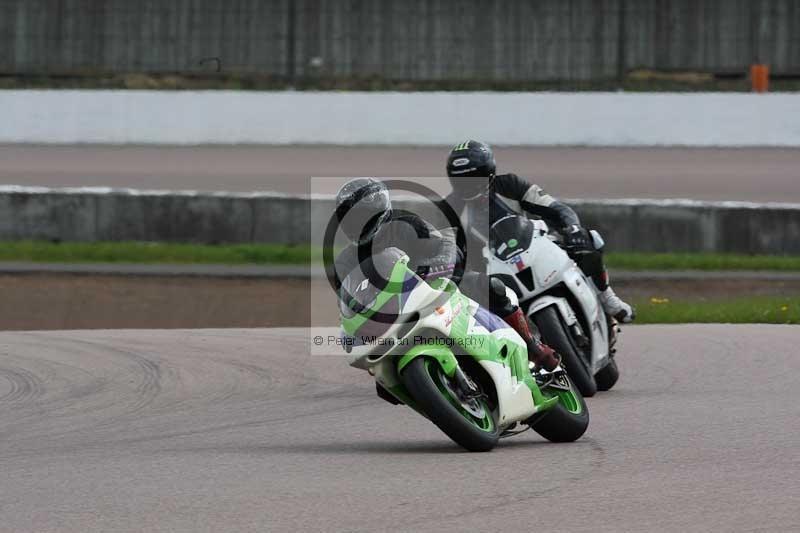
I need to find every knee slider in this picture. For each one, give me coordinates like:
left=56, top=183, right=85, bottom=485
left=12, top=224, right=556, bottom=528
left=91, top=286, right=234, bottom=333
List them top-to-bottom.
left=489, top=276, right=516, bottom=315
left=489, top=276, right=508, bottom=299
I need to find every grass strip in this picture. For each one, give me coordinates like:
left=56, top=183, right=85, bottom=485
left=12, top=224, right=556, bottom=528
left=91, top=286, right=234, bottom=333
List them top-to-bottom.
left=0, top=241, right=319, bottom=265
left=1, top=241, right=798, bottom=325
left=0, top=242, right=799, bottom=272
left=605, top=252, right=800, bottom=272
left=632, top=296, right=800, bottom=325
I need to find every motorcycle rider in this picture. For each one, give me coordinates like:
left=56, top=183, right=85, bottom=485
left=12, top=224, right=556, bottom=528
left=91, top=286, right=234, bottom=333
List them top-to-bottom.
left=444, top=140, right=635, bottom=323
left=332, top=177, right=561, bottom=371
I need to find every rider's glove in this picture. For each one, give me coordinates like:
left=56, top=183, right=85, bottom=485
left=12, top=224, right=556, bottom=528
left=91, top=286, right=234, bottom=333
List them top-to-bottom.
left=561, top=225, right=593, bottom=253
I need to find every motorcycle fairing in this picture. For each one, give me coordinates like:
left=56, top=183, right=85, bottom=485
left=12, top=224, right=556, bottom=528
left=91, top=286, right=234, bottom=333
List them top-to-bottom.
left=342, top=257, right=557, bottom=426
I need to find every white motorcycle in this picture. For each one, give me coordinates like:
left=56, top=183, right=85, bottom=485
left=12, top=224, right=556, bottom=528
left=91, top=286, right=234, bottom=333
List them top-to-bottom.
left=484, top=215, right=621, bottom=397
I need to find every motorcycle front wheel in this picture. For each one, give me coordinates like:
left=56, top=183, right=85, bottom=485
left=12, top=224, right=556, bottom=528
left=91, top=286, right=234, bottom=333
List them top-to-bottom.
left=533, top=306, right=597, bottom=397
left=401, top=357, right=499, bottom=452
left=528, top=373, right=589, bottom=442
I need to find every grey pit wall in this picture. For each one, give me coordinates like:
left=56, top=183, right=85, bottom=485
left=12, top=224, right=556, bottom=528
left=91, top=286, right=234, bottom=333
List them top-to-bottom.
left=1, top=188, right=799, bottom=255
left=571, top=200, right=800, bottom=255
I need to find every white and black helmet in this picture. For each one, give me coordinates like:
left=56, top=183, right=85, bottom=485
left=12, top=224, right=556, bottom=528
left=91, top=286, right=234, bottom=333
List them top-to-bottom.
left=335, top=178, right=392, bottom=245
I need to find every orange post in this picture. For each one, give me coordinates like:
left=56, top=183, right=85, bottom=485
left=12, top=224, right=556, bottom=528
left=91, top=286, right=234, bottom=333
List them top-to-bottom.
left=750, top=64, right=769, bottom=93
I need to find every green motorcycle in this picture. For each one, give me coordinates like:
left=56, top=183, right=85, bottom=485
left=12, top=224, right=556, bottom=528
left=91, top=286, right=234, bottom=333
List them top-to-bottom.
left=338, top=251, right=589, bottom=452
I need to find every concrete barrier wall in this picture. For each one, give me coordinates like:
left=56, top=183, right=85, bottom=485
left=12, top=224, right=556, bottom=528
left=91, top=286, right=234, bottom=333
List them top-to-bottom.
left=3, top=90, right=800, bottom=146
left=1, top=187, right=799, bottom=255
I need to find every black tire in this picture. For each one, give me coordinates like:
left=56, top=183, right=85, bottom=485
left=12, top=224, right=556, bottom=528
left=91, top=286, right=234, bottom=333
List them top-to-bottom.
left=532, top=306, right=597, bottom=397
left=401, top=357, right=499, bottom=452
left=595, top=358, right=619, bottom=392
left=529, top=374, right=589, bottom=442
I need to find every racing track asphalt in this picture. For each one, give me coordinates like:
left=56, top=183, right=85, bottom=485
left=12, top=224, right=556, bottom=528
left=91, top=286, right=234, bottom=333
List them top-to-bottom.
left=1, top=145, right=799, bottom=202
left=1, top=324, right=798, bottom=532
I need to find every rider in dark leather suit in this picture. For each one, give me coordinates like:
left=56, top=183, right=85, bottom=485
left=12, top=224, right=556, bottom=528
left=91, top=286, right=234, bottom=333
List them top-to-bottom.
left=444, top=140, right=635, bottom=323
left=332, top=177, right=561, bottom=371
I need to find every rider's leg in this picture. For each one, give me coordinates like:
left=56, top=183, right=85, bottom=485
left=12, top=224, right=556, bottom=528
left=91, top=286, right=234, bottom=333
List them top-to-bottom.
left=571, top=234, right=635, bottom=323
left=459, top=272, right=560, bottom=371
left=487, top=276, right=561, bottom=371
left=598, top=286, right=635, bottom=323
left=501, top=307, right=561, bottom=372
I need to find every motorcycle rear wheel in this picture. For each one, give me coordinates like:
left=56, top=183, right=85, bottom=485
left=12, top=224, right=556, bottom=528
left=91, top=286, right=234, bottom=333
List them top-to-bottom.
left=401, top=357, right=499, bottom=452
left=595, top=358, right=620, bottom=391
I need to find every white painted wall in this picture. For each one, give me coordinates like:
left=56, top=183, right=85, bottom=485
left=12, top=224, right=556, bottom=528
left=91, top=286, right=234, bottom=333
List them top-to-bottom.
left=3, top=90, right=800, bottom=146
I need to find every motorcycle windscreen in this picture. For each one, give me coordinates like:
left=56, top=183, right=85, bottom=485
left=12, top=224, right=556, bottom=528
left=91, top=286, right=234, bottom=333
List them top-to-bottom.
left=489, top=215, right=535, bottom=261
left=339, top=248, right=420, bottom=338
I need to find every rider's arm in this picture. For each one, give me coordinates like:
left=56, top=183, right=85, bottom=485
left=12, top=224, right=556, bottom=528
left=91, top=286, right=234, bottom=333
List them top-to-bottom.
left=493, top=173, right=581, bottom=228
left=386, top=214, right=464, bottom=283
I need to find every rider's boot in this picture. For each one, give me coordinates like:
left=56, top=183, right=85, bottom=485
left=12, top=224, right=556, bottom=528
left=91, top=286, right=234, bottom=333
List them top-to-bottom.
left=599, top=286, right=636, bottom=323
left=502, top=307, right=560, bottom=372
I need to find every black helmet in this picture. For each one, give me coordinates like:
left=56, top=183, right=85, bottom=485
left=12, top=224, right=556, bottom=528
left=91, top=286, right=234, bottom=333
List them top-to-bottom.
left=446, top=140, right=496, bottom=200
left=335, top=178, right=392, bottom=245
